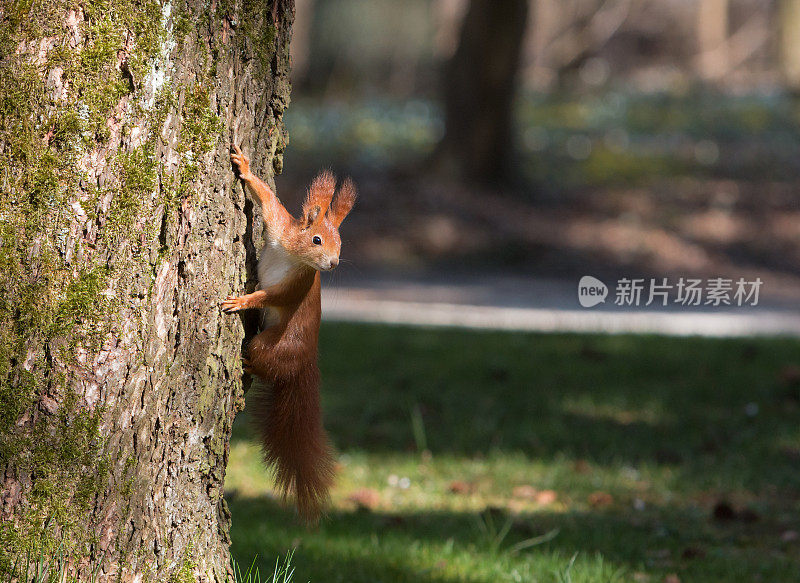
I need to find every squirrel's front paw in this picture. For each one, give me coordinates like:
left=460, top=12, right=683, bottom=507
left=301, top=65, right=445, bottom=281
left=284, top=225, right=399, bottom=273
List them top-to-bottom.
left=230, top=144, right=251, bottom=177
left=222, top=295, right=249, bottom=312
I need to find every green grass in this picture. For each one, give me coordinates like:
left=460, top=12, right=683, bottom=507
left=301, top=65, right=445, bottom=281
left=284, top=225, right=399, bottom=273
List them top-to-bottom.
left=226, top=323, right=800, bottom=582
left=232, top=550, right=299, bottom=583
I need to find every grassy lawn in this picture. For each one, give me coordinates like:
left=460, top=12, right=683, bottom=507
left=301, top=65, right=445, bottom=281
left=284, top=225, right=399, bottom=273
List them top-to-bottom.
left=225, top=323, right=800, bottom=582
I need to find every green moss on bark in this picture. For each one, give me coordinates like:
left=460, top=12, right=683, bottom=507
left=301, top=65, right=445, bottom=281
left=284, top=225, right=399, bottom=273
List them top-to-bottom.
left=0, top=0, right=164, bottom=575
left=2, top=0, right=292, bottom=578
left=242, top=0, right=278, bottom=70
left=177, top=83, right=224, bottom=197
left=108, top=146, right=158, bottom=230
left=171, top=551, right=199, bottom=583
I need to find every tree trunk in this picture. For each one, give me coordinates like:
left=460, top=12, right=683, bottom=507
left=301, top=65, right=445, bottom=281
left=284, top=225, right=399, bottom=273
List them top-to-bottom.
left=0, top=0, right=293, bottom=580
left=290, top=0, right=314, bottom=85
left=438, top=0, right=529, bottom=183
left=696, top=0, right=730, bottom=80
left=780, top=0, right=800, bottom=92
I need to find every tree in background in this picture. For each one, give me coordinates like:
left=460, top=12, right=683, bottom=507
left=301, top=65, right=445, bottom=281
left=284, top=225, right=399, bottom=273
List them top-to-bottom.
left=0, top=0, right=292, bottom=580
left=438, top=0, right=530, bottom=183
left=529, top=0, right=634, bottom=88
left=696, top=0, right=730, bottom=79
left=780, top=0, right=800, bottom=92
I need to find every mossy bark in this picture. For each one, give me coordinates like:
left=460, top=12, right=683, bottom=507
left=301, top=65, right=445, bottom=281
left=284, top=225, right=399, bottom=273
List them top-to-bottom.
left=0, top=0, right=294, bottom=580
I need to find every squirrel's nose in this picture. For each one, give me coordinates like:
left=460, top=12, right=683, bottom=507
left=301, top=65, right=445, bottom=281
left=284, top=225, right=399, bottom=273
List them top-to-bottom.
left=329, top=257, right=339, bottom=268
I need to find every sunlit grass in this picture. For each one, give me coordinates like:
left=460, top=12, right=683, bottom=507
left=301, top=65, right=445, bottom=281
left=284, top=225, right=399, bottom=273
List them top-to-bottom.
left=227, top=324, right=800, bottom=582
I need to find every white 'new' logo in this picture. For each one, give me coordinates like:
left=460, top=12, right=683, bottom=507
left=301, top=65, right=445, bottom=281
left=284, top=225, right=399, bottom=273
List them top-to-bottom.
left=578, top=276, right=608, bottom=308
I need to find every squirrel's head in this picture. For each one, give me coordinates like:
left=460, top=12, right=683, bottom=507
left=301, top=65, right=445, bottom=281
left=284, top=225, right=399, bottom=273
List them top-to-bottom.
left=287, top=171, right=356, bottom=271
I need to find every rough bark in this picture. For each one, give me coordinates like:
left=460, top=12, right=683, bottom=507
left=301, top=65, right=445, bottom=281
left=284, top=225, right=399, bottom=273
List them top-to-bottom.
left=0, top=0, right=293, bottom=580
left=438, top=0, right=529, bottom=183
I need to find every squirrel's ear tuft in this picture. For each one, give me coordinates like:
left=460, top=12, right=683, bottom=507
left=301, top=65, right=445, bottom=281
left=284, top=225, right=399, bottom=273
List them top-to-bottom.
left=303, top=171, right=335, bottom=223
left=329, top=177, right=356, bottom=228
left=304, top=205, right=321, bottom=229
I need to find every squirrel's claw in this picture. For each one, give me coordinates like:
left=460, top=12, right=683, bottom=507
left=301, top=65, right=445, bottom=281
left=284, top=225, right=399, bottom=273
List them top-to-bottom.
left=230, top=144, right=250, bottom=176
left=221, top=295, right=247, bottom=312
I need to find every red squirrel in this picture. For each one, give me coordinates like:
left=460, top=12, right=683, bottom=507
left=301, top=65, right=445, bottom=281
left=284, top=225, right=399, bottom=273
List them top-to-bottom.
left=224, top=144, right=356, bottom=522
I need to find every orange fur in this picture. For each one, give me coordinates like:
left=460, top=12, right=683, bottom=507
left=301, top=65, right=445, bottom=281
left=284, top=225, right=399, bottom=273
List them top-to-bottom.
left=226, top=145, right=356, bottom=523
left=303, top=170, right=336, bottom=222
left=329, top=177, right=357, bottom=227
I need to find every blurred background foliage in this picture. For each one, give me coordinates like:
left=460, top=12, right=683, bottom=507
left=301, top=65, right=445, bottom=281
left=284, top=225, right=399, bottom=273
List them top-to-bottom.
left=271, top=0, right=800, bottom=298
left=291, top=0, right=800, bottom=100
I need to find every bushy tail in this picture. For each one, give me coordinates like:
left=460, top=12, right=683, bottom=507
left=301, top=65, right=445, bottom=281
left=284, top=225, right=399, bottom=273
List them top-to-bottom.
left=250, top=363, right=335, bottom=523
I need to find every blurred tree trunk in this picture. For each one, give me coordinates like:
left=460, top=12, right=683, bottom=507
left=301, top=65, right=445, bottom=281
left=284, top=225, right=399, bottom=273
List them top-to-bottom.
left=0, top=0, right=292, bottom=581
left=291, top=0, right=314, bottom=85
left=438, top=0, right=529, bottom=183
left=696, top=0, right=729, bottom=80
left=780, top=0, right=800, bottom=91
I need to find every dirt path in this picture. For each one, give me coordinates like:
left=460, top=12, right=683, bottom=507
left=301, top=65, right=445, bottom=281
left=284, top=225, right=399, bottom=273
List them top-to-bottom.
left=320, top=272, right=800, bottom=337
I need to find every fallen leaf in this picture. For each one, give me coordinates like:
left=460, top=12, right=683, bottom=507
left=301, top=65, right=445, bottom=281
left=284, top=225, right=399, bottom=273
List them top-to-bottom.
left=573, top=459, right=591, bottom=474
left=449, top=480, right=473, bottom=495
left=511, top=485, right=557, bottom=505
left=512, top=485, right=538, bottom=499
left=348, top=488, right=380, bottom=510
left=536, top=489, right=557, bottom=505
left=588, top=491, right=613, bottom=508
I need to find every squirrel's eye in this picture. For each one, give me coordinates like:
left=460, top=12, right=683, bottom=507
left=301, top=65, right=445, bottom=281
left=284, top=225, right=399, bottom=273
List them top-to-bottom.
left=312, top=235, right=322, bottom=245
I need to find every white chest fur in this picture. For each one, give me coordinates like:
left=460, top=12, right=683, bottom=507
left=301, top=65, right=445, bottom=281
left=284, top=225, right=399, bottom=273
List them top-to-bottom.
left=257, top=241, right=298, bottom=288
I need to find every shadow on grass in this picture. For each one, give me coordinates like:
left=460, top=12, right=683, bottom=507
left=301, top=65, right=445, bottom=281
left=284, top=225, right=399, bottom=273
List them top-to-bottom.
left=227, top=324, right=800, bottom=580
left=232, top=324, right=800, bottom=492
left=227, top=493, right=797, bottom=583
